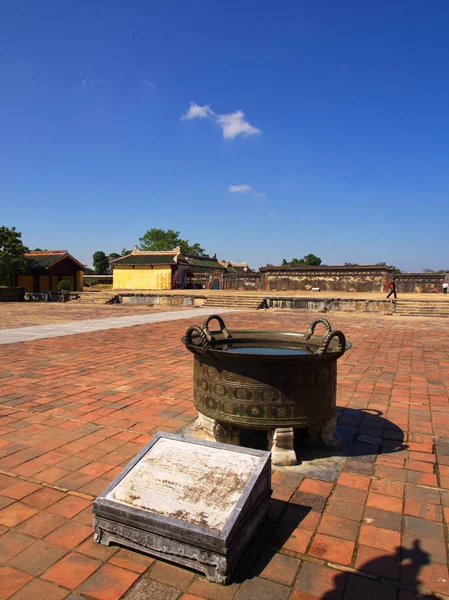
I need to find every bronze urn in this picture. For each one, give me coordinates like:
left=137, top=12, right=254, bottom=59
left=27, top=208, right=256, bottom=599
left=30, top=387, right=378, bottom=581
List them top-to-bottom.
left=183, top=315, right=351, bottom=466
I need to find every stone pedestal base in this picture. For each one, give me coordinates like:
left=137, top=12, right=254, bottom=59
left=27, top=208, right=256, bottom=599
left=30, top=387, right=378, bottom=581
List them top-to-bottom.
left=195, top=409, right=342, bottom=467
left=307, top=409, right=342, bottom=451
left=196, top=413, right=240, bottom=445
left=268, top=428, right=296, bottom=466
left=93, top=433, right=271, bottom=585
left=94, top=516, right=231, bottom=583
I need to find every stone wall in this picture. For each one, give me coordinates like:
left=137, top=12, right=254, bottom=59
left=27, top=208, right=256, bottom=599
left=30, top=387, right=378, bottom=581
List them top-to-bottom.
left=260, top=266, right=394, bottom=293
left=395, top=273, right=446, bottom=293
left=223, top=274, right=261, bottom=291
left=0, top=287, right=25, bottom=302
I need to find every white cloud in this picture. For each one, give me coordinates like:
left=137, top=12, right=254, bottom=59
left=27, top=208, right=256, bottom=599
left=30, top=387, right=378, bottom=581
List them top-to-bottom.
left=139, top=79, right=158, bottom=92
left=181, top=102, right=261, bottom=139
left=181, top=102, right=214, bottom=120
left=217, top=110, right=261, bottom=140
left=228, top=184, right=253, bottom=194
left=228, top=184, right=265, bottom=203
left=270, top=212, right=276, bottom=217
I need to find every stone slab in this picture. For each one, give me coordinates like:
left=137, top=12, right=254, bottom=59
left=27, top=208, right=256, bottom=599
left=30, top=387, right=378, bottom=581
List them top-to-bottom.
left=93, top=432, right=271, bottom=584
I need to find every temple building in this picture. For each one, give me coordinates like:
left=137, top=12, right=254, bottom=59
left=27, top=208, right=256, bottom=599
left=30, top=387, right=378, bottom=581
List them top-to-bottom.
left=110, top=248, right=226, bottom=290
left=14, top=250, right=85, bottom=293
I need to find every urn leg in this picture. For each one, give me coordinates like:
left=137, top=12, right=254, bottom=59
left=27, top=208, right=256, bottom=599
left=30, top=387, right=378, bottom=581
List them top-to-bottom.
left=307, top=409, right=342, bottom=451
left=195, top=412, right=240, bottom=445
left=268, top=427, right=297, bottom=466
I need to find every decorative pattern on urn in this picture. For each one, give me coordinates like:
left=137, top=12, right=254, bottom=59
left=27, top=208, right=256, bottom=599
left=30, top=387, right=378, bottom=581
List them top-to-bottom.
left=194, top=357, right=336, bottom=429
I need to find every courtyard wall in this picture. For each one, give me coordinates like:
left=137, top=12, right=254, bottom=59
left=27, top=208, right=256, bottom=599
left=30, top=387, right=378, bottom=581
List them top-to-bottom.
left=259, top=265, right=394, bottom=293
left=395, top=272, right=446, bottom=293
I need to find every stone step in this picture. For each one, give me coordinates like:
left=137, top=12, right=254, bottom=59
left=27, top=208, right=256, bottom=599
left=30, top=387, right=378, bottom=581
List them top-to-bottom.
left=204, top=297, right=263, bottom=302
left=204, top=298, right=263, bottom=304
left=204, top=298, right=262, bottom=303
left=205, top=298, right=264, bottom=302
left=396, top=300, right=449, bottom=303
left=396, top=300, right=449, bottom=306
left=204, top=304, right=262, bottom=309
left=396, top=305, right=449, bottom=309
left=396, top=305, right=449, bottom=310
left=396, top=306, right=449, bottom=312
left=396, top=307, right=449, bottom=310
left=396, top=308, right=449, bottom=312
left=396, top=311, right=449, bottom=316
left=396, top=311, right=449, bottom=314
left=396, top=313, right=449, bottom=317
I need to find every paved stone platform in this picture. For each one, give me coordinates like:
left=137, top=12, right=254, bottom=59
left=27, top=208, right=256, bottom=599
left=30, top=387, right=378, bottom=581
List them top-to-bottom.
left=0, top=311, right=448, bottom=599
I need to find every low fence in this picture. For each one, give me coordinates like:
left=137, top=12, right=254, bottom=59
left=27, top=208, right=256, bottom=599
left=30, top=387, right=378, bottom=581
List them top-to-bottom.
left=0, top=287, right=25, bottom=302
left=24, top=292, right=80, bottom=302
left=267, top=297, right=394, bottom=314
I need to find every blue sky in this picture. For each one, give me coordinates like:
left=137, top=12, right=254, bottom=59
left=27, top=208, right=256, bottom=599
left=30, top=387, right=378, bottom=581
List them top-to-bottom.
left=1, top=0, right=448, bottom=270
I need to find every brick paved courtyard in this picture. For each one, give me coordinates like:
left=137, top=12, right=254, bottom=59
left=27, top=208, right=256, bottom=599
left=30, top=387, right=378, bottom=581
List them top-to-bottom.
left=0, top=303, right=192, bottom=330
left=0, top=309, right=448, bottom=599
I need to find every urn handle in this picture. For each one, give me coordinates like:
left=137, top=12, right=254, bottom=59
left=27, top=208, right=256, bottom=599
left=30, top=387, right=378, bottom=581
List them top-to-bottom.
left=202, top=314, right=232, bottom=345
left=304, top=317, right=332, bottom=341
left=185, top=325, right=211, bottom=349
left=317, top=330, right=346, bottom=358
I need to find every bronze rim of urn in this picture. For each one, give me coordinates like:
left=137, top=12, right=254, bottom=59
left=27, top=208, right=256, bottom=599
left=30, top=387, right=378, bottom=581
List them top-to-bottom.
left=182, top=315, right=351, bottom=431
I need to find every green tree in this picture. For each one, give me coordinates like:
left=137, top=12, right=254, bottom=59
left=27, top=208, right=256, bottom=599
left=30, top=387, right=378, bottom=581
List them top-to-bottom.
left=0, top=226, right=28, bottom=286
left=138, top=228, right=205, bottom=256
left=184, top=241, right=205, bottom=257
left=121, top=248, right=131, bottom=256
left=92, top=251, right=110, bottom=275
left=108, top=253, right=121, bottom=261
left=303, top=253, right=322, bottom=266
left=282, top=254, right=322, bottom=267
left=57, top=279, right=71, bottom=291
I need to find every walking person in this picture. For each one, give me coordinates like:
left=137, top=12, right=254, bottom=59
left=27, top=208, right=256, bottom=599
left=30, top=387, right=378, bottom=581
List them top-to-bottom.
left=387, top=278, right=397, bottom=299
left=443, top=282, right=448, bottom=295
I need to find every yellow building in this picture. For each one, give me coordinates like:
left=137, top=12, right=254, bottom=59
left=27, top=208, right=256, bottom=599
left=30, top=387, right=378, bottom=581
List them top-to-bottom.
left=111, top=249, right=227, bottom=290
left=111, top=249, right=182, bottom=290
left=15, top=250, right=85, bottom=292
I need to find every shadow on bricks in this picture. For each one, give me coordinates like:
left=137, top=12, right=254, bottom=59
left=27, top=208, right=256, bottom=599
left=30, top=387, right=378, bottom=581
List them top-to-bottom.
left=238, top=407, right=406, bottom=465
left=232, top=499, right=311, bottom=584
left=319, top=539, right=434, bottom=599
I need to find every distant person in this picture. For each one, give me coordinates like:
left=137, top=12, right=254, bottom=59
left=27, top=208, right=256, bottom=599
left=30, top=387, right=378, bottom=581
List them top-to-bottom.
left=387, top=278, right=397, bottom=299
left=443, top=282, right=448, bottom=295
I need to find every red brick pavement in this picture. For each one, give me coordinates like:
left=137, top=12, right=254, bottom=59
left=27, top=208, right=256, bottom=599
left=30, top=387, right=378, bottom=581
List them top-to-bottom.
left=0, top=303, right=192, bottom=330
left=0, top=311, right=448, bottom=599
